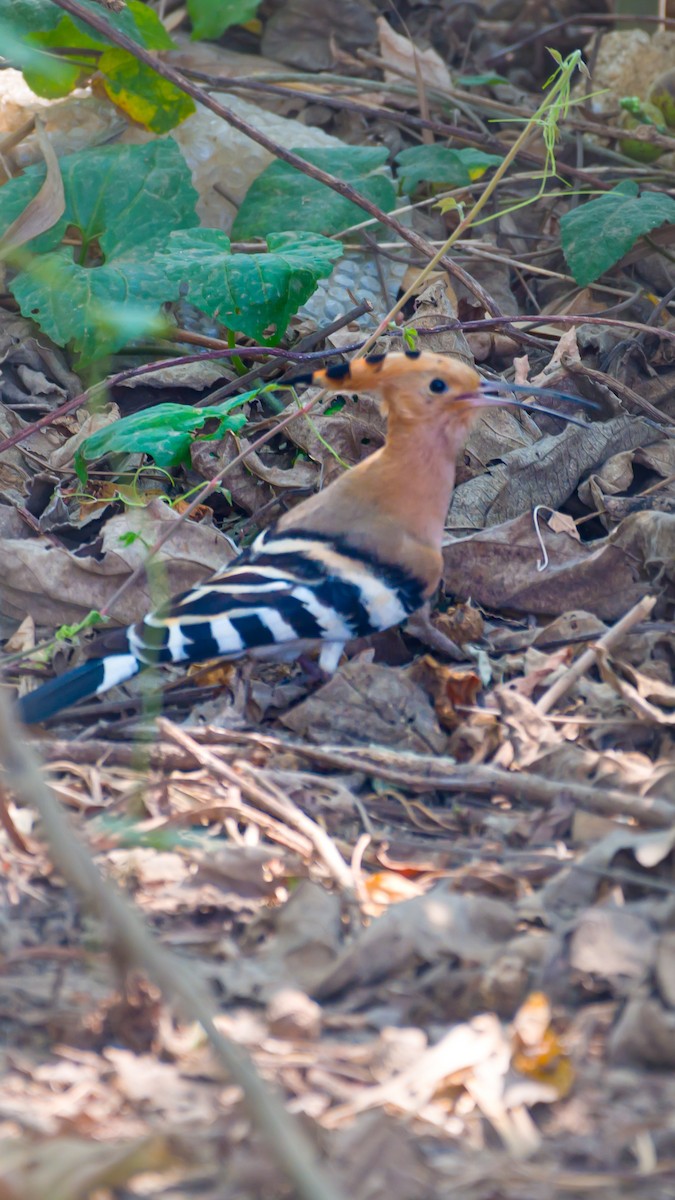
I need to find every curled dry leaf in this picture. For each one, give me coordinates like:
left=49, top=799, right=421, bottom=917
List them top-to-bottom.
left=377, top=16, right=453, bottom=93
left=0, top=119, right=64, bottom=259
left=285, top=391, right=386, bottom=483
left=48, top=404, right=120, bottom=471
left=192, top=429, right=318, bottom=516
left=578, top=438, right=675, bottom=526
left=597, top=649, right=675, bottom=724
left=409, top=655, right=482, bottom=730
left=530, top=826, right=675, bottom=922
left=209, top=880, right=343, bottom=1002
left=314, top=885, right=516, bottom=999
left=568, top=907, right=657, bottom=993
left=511, top=991, right=574, bottom=1099
left=609, top=995, right=675, bottom=1068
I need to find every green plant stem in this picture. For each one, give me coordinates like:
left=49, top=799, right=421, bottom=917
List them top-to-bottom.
left=357, top=53, right=587, bottom=354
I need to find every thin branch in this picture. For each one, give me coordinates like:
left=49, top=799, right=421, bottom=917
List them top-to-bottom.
left=535, top=595, right=658, bottom=715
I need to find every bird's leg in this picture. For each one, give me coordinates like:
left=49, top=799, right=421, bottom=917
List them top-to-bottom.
left=405, top=603, right=466, bottom=661
left=297, top=640, right=346, bottom=684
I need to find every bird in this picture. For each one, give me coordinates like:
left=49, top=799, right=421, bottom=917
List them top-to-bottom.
left=16, top=350, right=593, bottom=724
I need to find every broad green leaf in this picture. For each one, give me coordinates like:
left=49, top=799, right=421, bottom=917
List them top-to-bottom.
left=1, top=0, right=67, bottom=36
left=4, top=0, right=178, bottom=118
left=5, top=0, right=173, bottom=48
left=122, top=0, right=176, bottom=49
left=187, top=0, right=261, bottom=40
left=0, top=14, right=74, bottom=97
left=22, top=17, right=102, bottom=97
left=99, top=49, right=195, bottom=132
left=0, top=139, right=198, bottom=258
left=0, top=141, right=199, bottom=361
left=395, top=145, right=502, bottom=191
left=231, top=147, right=395, bottom=238
left=560, top=181, right=675, bottom=285
left=160, top=229, right=342, bottom=343
left=11, top=247, right=179, bottom=360
left=74, top=395, right=254, bottom=481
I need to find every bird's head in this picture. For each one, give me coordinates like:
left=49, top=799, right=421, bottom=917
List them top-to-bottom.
left=291, top=349, right=596, bottom=431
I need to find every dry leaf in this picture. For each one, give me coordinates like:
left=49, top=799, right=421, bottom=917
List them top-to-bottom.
left=377, top=17, right=452, bottom=92
left=0, top=498, right=235, bottom=627
left=282, top=660, right=447, bottom=752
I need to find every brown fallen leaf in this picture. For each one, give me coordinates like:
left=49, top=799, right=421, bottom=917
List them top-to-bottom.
left=377, top=16, right=453, bottom=92
left=0, top=119, right=64, bottom=259
left=285, top=390, right=386, bottom=484
left=447, top=416, right=658, bottom=532
left=0, top=497, right=235, bottom=627
left=439, top=508, right=662, bottom=619
left=597, top=649, right=675, bottom=725
left=409, top=655, right=482, bottom=730
left=281, top=659, right=447, bottom=752
left=313, top=884, right=516, bottom=999
left=511, top=991, right=574, bottom=1099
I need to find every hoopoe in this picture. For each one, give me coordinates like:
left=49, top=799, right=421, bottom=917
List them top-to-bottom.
left=16, top=350, right=592, bottom=724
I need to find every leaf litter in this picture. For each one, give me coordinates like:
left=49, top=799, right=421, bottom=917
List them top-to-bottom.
left=1, top=5, right=675, bottom=1200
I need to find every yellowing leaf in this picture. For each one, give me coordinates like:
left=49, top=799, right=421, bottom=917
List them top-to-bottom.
left=99, top=49, right=195, bottom=133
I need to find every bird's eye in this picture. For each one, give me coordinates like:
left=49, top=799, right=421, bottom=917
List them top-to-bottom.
left=429, top=378, right=448, bottom=394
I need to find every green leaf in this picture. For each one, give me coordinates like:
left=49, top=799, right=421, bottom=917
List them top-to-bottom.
left=3, top=0, right=180, bottom=124
left=5, top=0, right=174, bottom=48
left=187, top=0, right=261, bottom=40
left=99, top=49, right=195, bottom=132
left=0, top=138, right=198, bottom=258
left=0, top=140, right=199, bottom=361
left=395, top=145, right=502, bottom=191
left=231, top=147, right=395, bottom=238
left=560, top=181, right=675, bottom=286
left=159, top=229, right=342, bottom=343
left=12, top=248, right=179, bottom=361
left=74, top=395, right=255, bottom=481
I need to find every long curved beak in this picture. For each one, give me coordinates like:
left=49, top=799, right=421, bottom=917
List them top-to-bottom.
left=466, top=381, right=600, bottom=428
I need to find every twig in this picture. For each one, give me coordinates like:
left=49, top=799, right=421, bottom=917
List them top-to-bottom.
left=535, top=595, right=658, bottom=714
left=0, top=689, right=346, bottom=1200
left=157, top=718, right=356, bottom=896
left=205, top=733, right=675, bottom=829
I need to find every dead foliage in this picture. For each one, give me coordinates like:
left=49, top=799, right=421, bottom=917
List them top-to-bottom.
left=1, top=3, right=675, bottom=1200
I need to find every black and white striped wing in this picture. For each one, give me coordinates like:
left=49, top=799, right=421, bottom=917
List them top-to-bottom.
left=17, top=527, right=427, bottom=724
left=126, top=527, right=426, bottom=670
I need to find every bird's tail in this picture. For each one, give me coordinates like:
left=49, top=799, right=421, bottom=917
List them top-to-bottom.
left=17, top=652, right=141, bottom=725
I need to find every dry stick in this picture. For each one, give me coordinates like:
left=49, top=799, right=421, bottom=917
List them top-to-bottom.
left=50, top=0, right=535, bottom=348
left=484, top=11, right=675, bottom=67
left=223, top=72, right=675, bottom=179
left=0, top=298, right=372, bottom=456
left=535, top=595, right=658, bottom=715
left=0, top=694, right=346, bottom=1200
left=157, top=718, right=356, bottom=896
left=261, top=739, right=675, bottom=829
